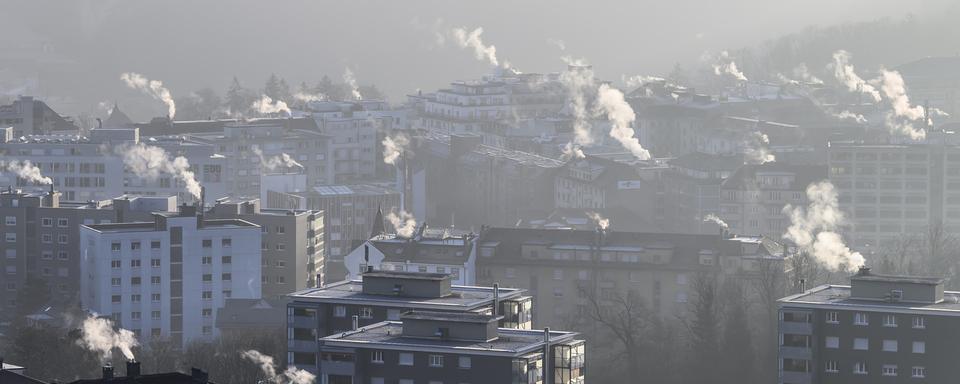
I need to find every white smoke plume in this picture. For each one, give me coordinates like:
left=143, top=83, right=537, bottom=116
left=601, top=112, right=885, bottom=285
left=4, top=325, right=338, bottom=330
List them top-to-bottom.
left=452, top=27, right=501, bottom=67
left=828, top=50, right=881, bottom=102
left=711, top=51, right=748, bottom=82
left=792, top=63, right=823, bottom=85
left=559, top=64, right=596, bottom=159
left=342, top=68, right=362, bottom=101
left=871, top=69, right=927, bottom=139
left=120, top=72, right=176, bottom=118
left=623, top=75, right=666, bottom=88
left=595, top=84, right=651, bottom=160
left=293, top=92, right=326, bottom=103
left=252, top=95, right=291, bottom=116
left=832, top=110, right=868, bottom=124
left=744, top=131, right=775, bottom=164
left=382, top=133, right=409, bottom=165
left=115, top=143, right=202, bottom=199
left=252, top=148, right=303, bottom=171
left=4, top=160, right=52, bottom=185
left=783, top=181, right=865, bottom=272
left=386, top=209, right=417, bottom=238
left=586, top=211, right=609, bottom=230
left=702, top=214, right=729, bottom=230
left=78, top=315, right=138, bottom=361
left=242, top=350, right=316, bottom=384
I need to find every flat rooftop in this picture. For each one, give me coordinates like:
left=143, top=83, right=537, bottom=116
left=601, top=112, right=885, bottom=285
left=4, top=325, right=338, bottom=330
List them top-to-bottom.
left=83, top=218, right=258, bottom=233
left=288, top=280, right=523, bottom=310
left=780, top=285, right=960, bottom=313
left=322, top=321, right=577, bottom=355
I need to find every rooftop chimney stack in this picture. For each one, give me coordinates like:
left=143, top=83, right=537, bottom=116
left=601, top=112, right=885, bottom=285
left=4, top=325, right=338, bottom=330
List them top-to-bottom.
left=492, top=283, right=500, bottom=317
left=352, top=315, right=359, bottom=331
left=543, top=327, right=552, bottom=384
left=126, top=360, right=141, bottom=378
left=102, top=364, right=114, bottom=379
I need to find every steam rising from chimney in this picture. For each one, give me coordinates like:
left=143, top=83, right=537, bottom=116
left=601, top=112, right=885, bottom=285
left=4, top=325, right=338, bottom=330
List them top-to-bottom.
left=451, top=26, right=502, bottom=67
left=828, top=50, right=881, bottom=102
left=711, top=51, right=748, bottom=82
left=792, top=63, right=823, bottom=85
left=559, top=64, right=595, bottom=159
left=343, top=68, right=362, bottom=101
left=874, top=69, right=927, bottom=140
left=120, top=72, right=176, bottom=119
left=623, top=75, right=666, bottom=89
left=595, top=84, right=650, bottom=160
left=293, top=92, right=326, bottom=103
left=252, top=95, right=291, bottom=116
left=832, top=110, right=868, bottom=124
left=744, top=131, right=775, bottom=164
left=382, top=133, right=409, bottom=165
left=114, top=143, right=202, bottom=199
left=252, top=148, right=303, bottom=171
left=4, top=160, right=53, bottom=185
left=783, top=180, right=865, bottom=272
left=386, top=209, right=417, bottom=238
left=586, top=211, right=609, bottom=230
left=702, top=214, right=729, bottom=230
left=78, top=315, right=138, bottom=361
left=241, top=350, right=316, bottom=384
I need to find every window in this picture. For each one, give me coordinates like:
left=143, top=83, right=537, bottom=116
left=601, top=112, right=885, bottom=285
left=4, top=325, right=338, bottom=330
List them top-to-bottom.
left=4, top=216, right=15, bottom=226
left=41, top=217, right=52, bottom=227
left=58, top=218, right=68, bottom=227
left=41, top=234, right=50, bottom=243
left=58, top=234, right=68, bottom=244
left=221, top=238, right=232, bottom=247
left=202, top=239, right=212, bottom=248
left=130, top=241, right=141, bottom=250
left=151, top=241, right=161, bottom=249
left=111, top=242, right=121, bottom=251
left=57, top=251, right=67, bottom=260
left=202, top=256, right=212, bottom=265
left=222, top=256, right=232, bottom=264
left=131, top=259, right=141, bottom=268
left=151, top=259, right=161, bottom=268
left=111, top=260, right=122, bottom=269
left=435, top=266, right=444, bottom=274
left=553, top=269, right=563, bottom=280
left=222, top=273, right=232, bottom=281
left=202, top=274, right=212, bottom=282
left=151, top=276, right=161, bottom=285
left=131, top=277, right=141, bottom=285
left=111, top=278, right=121, bottom=286
left=553, top=287, right=564, bottom=297
left=202, top=291, right=212, bottom=300
left=675, top=292, right=688, bottom=303
left=131, top=294, right=141, bottom=303
left=151, top=294, right=161, bottom=303
left=111, top=295, right=121, bottom=303
left=334, top=306, right=346, bottom=317
left=359, top=307, right=373, bottom=319
left=202, top=308, right=212, bottom=318
left=131, top=311, right=141, bottom=320
left=854, top=312, right=868, bottom=325
left=883, top=314, right=897, bottom=327
left=912, top=316, right=926, bottom=329
left=202, top=326, right=212, bottom=335
left=151, top=328, right=161, bottom=337
left=825, top=336, right=839, bottom=349
left=853, top=338, right=868, bottom=350
left=882, top=339, right=898, bottom=352
left=912, top=341, right=925, bottom=354
left=371, top=351, right=384, bottom=363
left=399, top=352, right=414, bottom=366
left=429, top=355, right=444, bottom=367
left=458, top=356, right=471, bottom=369
left=825, top=361, right=839, bottom=373
left=854, top=362, right=868, bottom=375
left=882, top=365, right=897, bottom=376
left=912, top=366, right=926, bottom=378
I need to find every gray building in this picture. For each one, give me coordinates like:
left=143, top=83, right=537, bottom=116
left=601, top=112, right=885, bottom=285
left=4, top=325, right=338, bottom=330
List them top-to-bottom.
left=0, top=95, right=77, bottom=136
left=720, top=163, right=827, bottom=238
left=0, top=188, right=175, bottom=321
left=207, top=198, right=324, bottom=295
left=778, top=267, right=953, bottom=383
left=286, top=270, right=533, bottom=374
left=316, top=311, right=584, bottom=384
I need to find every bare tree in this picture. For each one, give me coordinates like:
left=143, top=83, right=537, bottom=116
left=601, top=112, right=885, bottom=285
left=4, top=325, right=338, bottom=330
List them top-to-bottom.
left=682, top=272, right=722, bottom=383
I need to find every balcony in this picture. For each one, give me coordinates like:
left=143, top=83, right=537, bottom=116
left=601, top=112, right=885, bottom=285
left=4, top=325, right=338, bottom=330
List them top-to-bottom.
left=290, top=315, right=317, bottom=329
left=780, top=321, right=813, bottom=335
left=287, top=339, right=317, bottom=352
left=779, top=346, right=812, bottom=360
left=319, top=360, right=354, bottom=376
left=780, top=371, right=812, bottom=384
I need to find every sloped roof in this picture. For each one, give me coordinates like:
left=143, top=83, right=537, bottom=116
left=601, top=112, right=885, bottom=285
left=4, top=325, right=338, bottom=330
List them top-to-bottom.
left=103, top=104, right=134, bottom=128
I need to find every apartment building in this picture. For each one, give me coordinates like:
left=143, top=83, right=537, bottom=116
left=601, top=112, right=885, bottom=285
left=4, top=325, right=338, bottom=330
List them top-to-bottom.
left=0, top=95, right=77, bottom=136
left=307, top=100, right=407, bottom=183
left=0, top=127, right=226, bottom=203
left=827, top=138, right=960, bottom=250
left=661, top=152, right=743, bottom=234
left=719, top=163, right=827, bottom=238
left=0, top=188, right=175, bottom=321
left=207, top=198, right=324, bottom=295
left=79, top=206, right=261, bottom=347
left=476, top=227, right=784, bottom=328
left=777, top=267, right=955, bottom=384
left=286, top=270, right=533, bottom=373
left=316, top=311, right=584, bottom=384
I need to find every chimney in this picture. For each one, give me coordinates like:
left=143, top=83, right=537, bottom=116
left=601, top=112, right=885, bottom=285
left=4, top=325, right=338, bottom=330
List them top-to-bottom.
left=799, top=279, right=806, bottom=293
left=492, top=283, right=500, bottom=317
left=352, top=315, right=359, bottom=331
left=543, top=327, right=552, bottom=384
left=126, top=360, right=141, bottom=378
left=102, top=364, right=114, bottom=379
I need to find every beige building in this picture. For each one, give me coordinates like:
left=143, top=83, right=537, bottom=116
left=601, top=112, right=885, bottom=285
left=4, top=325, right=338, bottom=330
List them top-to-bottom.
left=719, top=163, right=826, bottom=238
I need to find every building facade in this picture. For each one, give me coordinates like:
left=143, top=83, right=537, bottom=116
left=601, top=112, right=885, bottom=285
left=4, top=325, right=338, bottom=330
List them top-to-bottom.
left=719, top=163, right=827, bottom=238
left=342, top=224, right=478, bottom=285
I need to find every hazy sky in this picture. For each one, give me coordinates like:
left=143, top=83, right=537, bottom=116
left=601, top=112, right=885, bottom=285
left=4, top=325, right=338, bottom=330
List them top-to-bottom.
left=3, top=0, right=956, bottom=119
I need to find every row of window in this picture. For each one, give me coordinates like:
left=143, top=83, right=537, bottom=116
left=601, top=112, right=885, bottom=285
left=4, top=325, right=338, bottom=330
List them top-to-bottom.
left=4, top=232, right=69, bottom=244
left=825, top=311, right=926, bottom=328
left=824, top=336, right=925, bottom=353
left=370, top=351, right=471, bottom=369
left=824, top=361, right=925, bottom=378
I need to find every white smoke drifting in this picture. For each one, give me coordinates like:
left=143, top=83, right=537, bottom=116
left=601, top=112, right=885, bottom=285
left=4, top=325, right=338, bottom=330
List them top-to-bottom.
left=452, top=27, right=501, bottom=67
left=828, top=50, right=881, bottom=102
left=711, top=51, right=748, bottom=82
left=792, top=63, right=823, bottom=85
left=559, top=65, right=596, bottom=159
left=342, top=68, right=362, bottom=101
left=873, top=69, right=927, bottom=140
left=120, top=72, right=176, bottom=118
left=623, top=75, right=666, bottom=89
left=595, top=84, right=651, bottom=160
left=293, top=92, right=326, bottom=103
left=252, top=95, right=292, bottom=116
left=832, top=110, right=868, bottom=124
left=744, top=131, right=775, bottom=164
left=382, top=133, right=409, bottom=165
left=115, top=143, right=202, bottom=199
left=252, top=148, right=303, bottom=171
left=5, top=160, right=52, bottom=185
left=783, top=181, right=865, bottom=272
left=386, top=209, right=417, bottom=238
left=586, top=211, right=609, bottom=230
left=702, top=214, right=729, bottom=230
left=78, top=315, right=138, bottom=361
left=241, top=350, right=316, bottom=384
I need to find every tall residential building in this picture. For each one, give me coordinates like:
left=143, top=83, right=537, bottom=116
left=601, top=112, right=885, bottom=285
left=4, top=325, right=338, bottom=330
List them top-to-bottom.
left=0, top=95, right=77, bottom=136
left=0, top=127, right=226, bottom=203
left=827, top=138, right=960, bottom=251
left=661, top=152, right=743, bottom=234
left=719, top=163, right=827, bottom=238
left=0, top=188, right=175, bottom=322
left=207, top=198, right=324, bottom=295
left=79, top=206, right=261, bottom=347
left=476, top=227, right=784, bottom=328
left=778, top=267, right=954, bottom=384
left=287, top=270, right=533, bottom=374
left=316, top=311, right=584, bottom=384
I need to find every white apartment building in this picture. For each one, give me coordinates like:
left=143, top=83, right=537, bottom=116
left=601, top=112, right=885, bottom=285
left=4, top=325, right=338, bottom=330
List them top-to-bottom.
left=79, top=207, right=261, bottom=347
